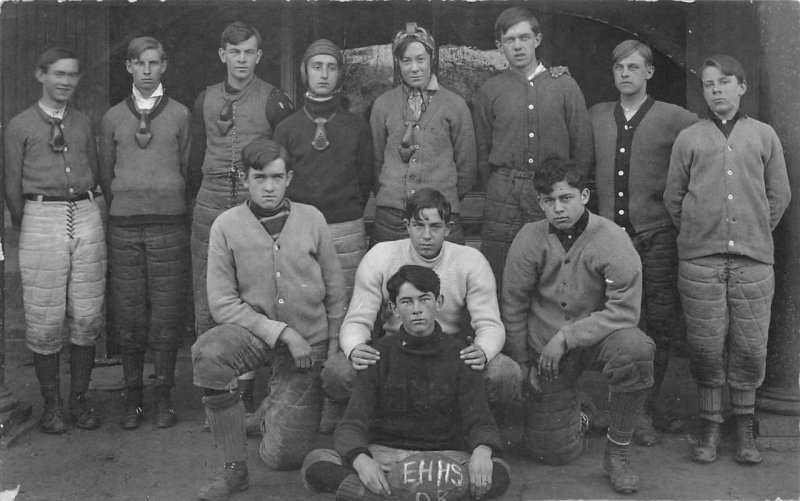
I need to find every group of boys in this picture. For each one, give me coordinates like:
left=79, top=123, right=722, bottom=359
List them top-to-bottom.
left=4, top=5, right=790, bottom=501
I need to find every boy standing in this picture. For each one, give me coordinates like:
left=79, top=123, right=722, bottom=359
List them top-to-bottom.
left=474, top=6, right=593, bottom=290
left=99, top=36, right=190, bottom=429
left=273, top=38, right=373, bottom=299
left=589, top=40, right=698, bottom=445
left=4, top=47, right=106, bottom=433
left=664, top=55, right=790, bottom=465
left=191, top=138, right=346, bottom=501
left=503, top=158, right=654, bottom=494
left=302, top=265, right=510, bottom=501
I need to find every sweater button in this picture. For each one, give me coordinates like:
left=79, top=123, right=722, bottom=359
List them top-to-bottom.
left=528, top=104, right=534, bottom=110
left=65, top=167, right=71, bottom=173
left=274, top=244, right=280, bottom=250
left=276, top=272, right=281, bottom=278
left=278, top=298, right=284, bottom=304
left=561, top=302, right=567, bottom=307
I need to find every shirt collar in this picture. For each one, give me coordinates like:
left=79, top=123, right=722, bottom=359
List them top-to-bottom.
left=527, top=62, right=547, bottom=81
left=404, top=73, right=440, bottom=93
left=132, top=83, right=164, bottom=111
left=38, top=100, right=66, bottom=119
left=711, top=108, right=746, bottom=126
left=548, top=208, right=589, bottom=237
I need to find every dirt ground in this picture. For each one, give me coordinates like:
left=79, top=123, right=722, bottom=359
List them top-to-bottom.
left=0, top=349, right=798, bottom=501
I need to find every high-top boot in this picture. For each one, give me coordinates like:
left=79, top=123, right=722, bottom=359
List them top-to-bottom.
left=68, top=344, right=100, bottom=430
left=634, top=344, right=669, bottom=447
left=153, top=349, right=178, bottom=428
left=120, top=351, right=145, bottom=429
left=34, top=352, right=67, bottom=434
left=198, top=390, right=249, bottom=501
left=734, top=415, right=762, bottom=465
left=692, top=419, right=723, bottom=463
left=603, top=440, right=639, bottom=494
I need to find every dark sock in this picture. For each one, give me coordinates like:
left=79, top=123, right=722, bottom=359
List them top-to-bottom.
left=70, top=344, right=96, bottom=394
left=608, top=391, right=646, bottom=445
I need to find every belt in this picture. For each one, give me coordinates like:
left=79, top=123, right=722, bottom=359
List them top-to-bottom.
left=495, top=167, right=534, bottom=179
left=25, top=191, right=97, bottom=202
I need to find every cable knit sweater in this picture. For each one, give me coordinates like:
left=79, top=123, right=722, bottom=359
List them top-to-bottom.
left=370, top=84, right=477, bottom=213
left=273, top=95, right=373, bottom=224
left=99, top=96, right=190, bottom=220
left=590, top=99, right=698, bottom=233
left=664, top=117, right=791, bottom=264
left=207, top=201, right=347, bottom=348
left=502, top=212, right=642, bottom=363
left=339, top=239, right=504, bottom=362
left=335, top=323, right=502, bottom=465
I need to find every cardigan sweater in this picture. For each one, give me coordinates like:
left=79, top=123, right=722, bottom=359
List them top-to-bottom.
left=473, top=69, right=593, bottom=184
left=187, top=78, right=293, bottom=197
left=370, top=84, right=477, bottom=213
left=273, top=95, right=373, bottom=224
left=99, top=96, right=190, bottom=220
left=590, top=98, right=698, bottom=233
left=4, top=104, right=98, bottom=227
left=664, top=117, right=791, bottom=264
left=207, top=201, right=347, bottom=348
left=502, top=212, right=642, bottom=363
left=339, top=239, right=505, bottom=362
left=335, top=323, right=502, bottom=465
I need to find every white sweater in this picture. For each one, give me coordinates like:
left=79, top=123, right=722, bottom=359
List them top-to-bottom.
left=339, top=239, right=505, bottom=361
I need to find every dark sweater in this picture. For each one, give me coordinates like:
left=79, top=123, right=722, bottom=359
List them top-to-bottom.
left=273, top=95, right=373, bottom=224
left=335, top=323, right=502, bottom=466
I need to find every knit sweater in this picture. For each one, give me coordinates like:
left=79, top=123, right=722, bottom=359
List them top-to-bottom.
left=473, top=70, right=593, bottom=183
left=187, top=78, right=293, bottom=197
left=370, top=84, right=477, bottom=213
left=273, top=95, right=373, bottom=223
left=99, top=96, right=190, bottom=220
left=590, top=98, right=698, bottom=233
left=4, top=104, right=98, bottom=227
left=664, top=117, right=791, bottom=264
left=207, top=201, right=347, bottom=348
left=502, top=212, right=642, bottom=363
left=339, top=239, right=504, bottom=362
left=335, top=323, right=502, bottom=465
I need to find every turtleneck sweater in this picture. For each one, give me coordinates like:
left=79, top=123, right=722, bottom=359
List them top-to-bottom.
left=273, top=93, right=373, bottom=224
left=339, top=239, right=505, bottom=362
left=335, top=322, right=502, bottom=465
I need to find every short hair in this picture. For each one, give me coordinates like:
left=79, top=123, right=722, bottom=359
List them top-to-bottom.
left=494, top=7, right=541, bottom=42
left=220, top=21, right=262, bottom=50
left=127, top=36, right=166, bottom=62
left=612, top=39, right=653, bottom=67
left=37, top=47, right=79, bottom=73
left=701, top=55, right=747, bottom=85
left=240, top=137, right=290, bottom=175
left=533, top=158, right=587, bottom=194
left=404, top=188, right=452, bottom=224
left=387, top=265, right=441, bottom=304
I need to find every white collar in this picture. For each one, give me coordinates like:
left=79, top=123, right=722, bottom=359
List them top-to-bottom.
left=527, top=63, right=547, bottom=81
left=132, top=83, right=164, bottom=110
left=39, top=100, right=66, bottom=119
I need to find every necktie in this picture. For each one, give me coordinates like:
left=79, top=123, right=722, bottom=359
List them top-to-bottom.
left=216, top=95, right=236, bottom=136
left=303, top=107, right=336, bottom=151
left=135, top=110, right=152, bottom=148
left=49, top=117, right=66, bottom=153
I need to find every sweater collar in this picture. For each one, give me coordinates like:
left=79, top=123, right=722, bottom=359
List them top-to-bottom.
left=303, top=93, right=341, bottom=118
left=407, top=239, right=446, bottom=267
left=398, top=322, right=445, bottom=357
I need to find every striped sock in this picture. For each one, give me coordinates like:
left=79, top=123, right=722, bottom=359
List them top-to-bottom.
left=697, top=385, right=724, bottom=423
left=730, top=388, right=756, bottom=416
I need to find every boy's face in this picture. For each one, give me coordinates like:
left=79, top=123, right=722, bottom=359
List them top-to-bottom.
left=497, top=20, right=541, bottom=75
left=219, top=36, right=262, bottom=85
left=398, top=41, right=432, bottom=90
left=126, top=49, right=166, bottom=97
left=613, top=52, right=653, bottom=98
left=306, top=54, right=340, bottom=97
left=37, top=58, right=80, bottom=106
left=702, top=65, right=746, bottom=120
left=242, top=159, right=292, bottom=211
left=538, top=180, right=589, bottom=231
left=405, top=208, right=450, bottom=259
left=390, top=281, right=443, bottom=337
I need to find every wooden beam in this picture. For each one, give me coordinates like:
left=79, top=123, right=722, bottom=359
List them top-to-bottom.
left=280, top=5, right=296, bottom=104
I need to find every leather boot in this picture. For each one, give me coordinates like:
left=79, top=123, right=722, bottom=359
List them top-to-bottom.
left=69, top=344, right=100, bottom=430
left=153, top=350, right=177, bottom=428
left=121, top=351, right=144, bottom=429
left=34, top=352, right=67, bottom=434
left=633, top=409, right=659, bottom=447
left=734, top=415, right=762, bottom=465
left=692, top=419, right=722, bottom=463
left=603, top=440, right=639, bottom=494
left=197, top=461, right=249, bottom=501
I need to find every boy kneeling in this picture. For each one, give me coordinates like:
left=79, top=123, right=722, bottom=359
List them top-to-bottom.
left=302, top=265, right=510, bottom=500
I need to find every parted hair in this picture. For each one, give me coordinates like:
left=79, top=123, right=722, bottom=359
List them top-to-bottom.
left=494, top=7, right=541, bottom=41
left=220, top=21, right=262, bottom=50
left=127, top=36, right=166, bottom=61
left=612, top=39, right=653, bottom=67
left=37, top=47, right=79, bottom=73
left=701, top=55, right=747, bottom=85
left=241, top=137, right=290, bottom=174
left=403, top=188, right=452, bottom=224
left=387, top=265, right=441, bottom=304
